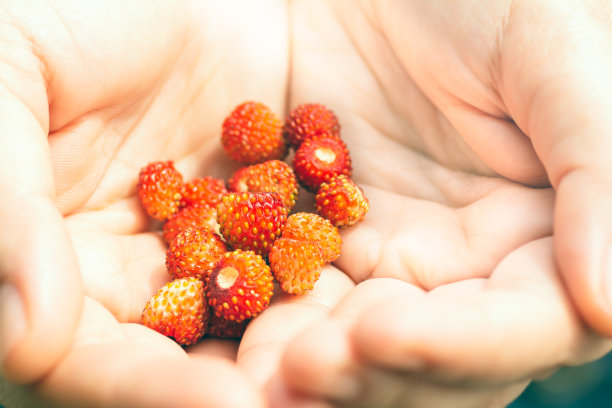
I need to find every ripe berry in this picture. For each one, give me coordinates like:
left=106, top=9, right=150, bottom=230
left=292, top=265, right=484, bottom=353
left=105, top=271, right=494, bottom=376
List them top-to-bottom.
left=221, top=101, right=287, bottom=164
left=283, top=103, right=341, bottom=148
left=292, top=134, right=352, bottom=192
left=137, top=160, right=183, bottom=220
left=228, top=160, right=299, bottom=211
left=316, top=175, right=369, bottom=227
left=180, top=176, right=227, bottom=208
left=217, top=192, right=288, bottom=258
left=163, top=204, right=219, bottom=245
left=282, top=212, right=342, bottom=262
left=166, top=228, right=228, bottom=280
left=269, top=238, right=326, bottom=295
left=206, top=250, right=274, bottom=322
left=141, top=277, right=208, bottom=346
left=207, top=314, right=250, bottom=339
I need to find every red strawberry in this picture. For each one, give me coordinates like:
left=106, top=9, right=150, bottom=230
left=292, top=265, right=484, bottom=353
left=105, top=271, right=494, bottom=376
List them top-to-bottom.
left=221, top=101, right=287, bottom=164
left=283, top=103, right=341, bottom=148
left=292, top=133, right=352, bottom=192
left=137, top=160, right=183, bottom=220
left=228, top=160, right=299, bottom=211
left=315, top=175, right=369, bottom=227
left=181, top=176, right=227, bottom=208
left=216, top=192, right=288, bottom=257
left=163, top=204, right=219, bottom=245
left=282, top=212, right=341, bottom=262
left=166, top=228, right=228, bottom=280
left=269, top=238, right=326, bottom=295
left=206, top=249, right=274, bottom=322
left=141, top=277, right=208, bottom=346
left=206, top=314, right=250, bottom=339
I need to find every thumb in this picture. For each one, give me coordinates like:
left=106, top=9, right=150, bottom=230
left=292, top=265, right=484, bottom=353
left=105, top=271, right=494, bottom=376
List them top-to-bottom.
left=503, top=3, right=612, bottom=336
left=0, top=57, right=83, bottom=382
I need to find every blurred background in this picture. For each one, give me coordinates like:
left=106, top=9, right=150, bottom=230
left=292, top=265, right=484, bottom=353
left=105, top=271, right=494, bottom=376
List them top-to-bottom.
left=510, top=351, right=612, bottom=407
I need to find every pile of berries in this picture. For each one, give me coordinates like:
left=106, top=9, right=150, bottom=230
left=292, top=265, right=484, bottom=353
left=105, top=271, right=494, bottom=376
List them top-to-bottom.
left=138, top=102, right=369, bottom=345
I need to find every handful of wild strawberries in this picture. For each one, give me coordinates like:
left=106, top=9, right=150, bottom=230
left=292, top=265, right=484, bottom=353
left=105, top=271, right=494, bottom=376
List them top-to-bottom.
left=138, top=102, right=369, bottom=345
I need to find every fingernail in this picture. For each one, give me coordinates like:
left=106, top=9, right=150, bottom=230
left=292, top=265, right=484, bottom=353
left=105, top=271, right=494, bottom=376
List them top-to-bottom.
left=0, top=284, right=27, bottom=369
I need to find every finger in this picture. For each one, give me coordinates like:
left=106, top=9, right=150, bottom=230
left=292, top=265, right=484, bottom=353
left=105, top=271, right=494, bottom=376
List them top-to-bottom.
left=496, top=2, right=612, bottom=336
left=0, top=74, right=83, bottom=383
left=354, top=238, right=612, bottom=382
left=237, top=266, right=354, bottom=387
left=35, top=298, right=265, bottom=408
left=281, top=318, right=528, bottom=408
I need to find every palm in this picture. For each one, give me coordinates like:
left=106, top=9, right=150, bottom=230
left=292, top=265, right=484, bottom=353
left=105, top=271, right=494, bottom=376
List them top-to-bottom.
left=39, top=0, right=289, bottom=320
left=2, top=1, right=286, bottom=406
left=238, top=1, right=612, bottom=406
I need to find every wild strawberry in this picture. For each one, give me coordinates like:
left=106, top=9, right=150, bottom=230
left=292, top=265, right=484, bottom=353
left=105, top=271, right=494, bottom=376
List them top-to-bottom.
left=221, top=101, right=287, bottom=164
left=283, top=103, right=341, bottom=148
left=292, top=133, right=352, bottom=192
left=137, top=160, right=183, bottom=220
left=228, top=160, right=299, bottom=211
left=316, top=175, right=369, bottom=227
left=181, top=176, right=227, bottom=208
left=217, top=192, right=288, bottom=257
left=163, top=204, right=219, bottom=245
left=282, top=212, right=342, bottom=262
left=166, top=228, right=228, bottom=280
left=269, top=238, right=327, bottom=295
left=206, top=249, right=274, bottom=322
left=141, top=277, right=208, bottom=346
left=206, top=314, right=250, bottom=339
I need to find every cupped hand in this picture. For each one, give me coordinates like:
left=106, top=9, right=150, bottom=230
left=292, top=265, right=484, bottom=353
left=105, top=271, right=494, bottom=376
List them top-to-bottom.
left=0, top=0, right=287, bottom=406
left=237, top=0, right=612, bottom=406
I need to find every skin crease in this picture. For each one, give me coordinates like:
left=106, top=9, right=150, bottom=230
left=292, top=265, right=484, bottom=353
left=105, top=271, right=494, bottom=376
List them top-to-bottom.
left=0, top=0, right=612, bottom=407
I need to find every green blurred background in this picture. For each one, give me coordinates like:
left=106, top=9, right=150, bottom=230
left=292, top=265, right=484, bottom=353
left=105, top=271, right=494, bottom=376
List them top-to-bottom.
left=510, top=351, right=612, bottom=407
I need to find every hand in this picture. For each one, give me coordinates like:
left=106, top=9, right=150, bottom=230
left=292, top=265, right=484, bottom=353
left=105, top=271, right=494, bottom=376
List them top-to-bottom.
left=0, top=0, right=287, bottom=406
left=238, top=0, right=612, bottom=406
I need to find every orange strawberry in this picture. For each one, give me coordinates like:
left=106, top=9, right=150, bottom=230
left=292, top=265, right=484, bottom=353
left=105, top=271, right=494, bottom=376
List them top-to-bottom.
left=221, top=101, right=287, bottom=164
left=283, top=103, right=341, bottom=148
left=292, top=133, right=352, bottom=192
left=137, top=160, right=183, bottom=220
left=228, top=160, right=299, bottom=211
left=316, top=175, right=369, bottom=227
left=181, top=176, right=227, bottom=208
left=216, top=192, right=288, bottom=257
left=163, top=204, right=219, bottom=245
left=282, top=212, right=341, bottom=262
left=166, top=228, right=228, bottom=280
left=269, top=238, right=327, bottom=295
left=206, top=250, right=274, bottom=322
left=141, top=277, right=208, bottom=346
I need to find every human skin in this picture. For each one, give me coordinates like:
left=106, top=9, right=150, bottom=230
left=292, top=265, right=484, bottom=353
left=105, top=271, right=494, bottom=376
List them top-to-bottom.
left=1, top=0, right=612, bottom=407
left=237, top=0, right=612, bottom=407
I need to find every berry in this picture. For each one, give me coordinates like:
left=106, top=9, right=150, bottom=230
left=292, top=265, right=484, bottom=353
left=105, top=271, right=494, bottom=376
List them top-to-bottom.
left=221, top=101, right=287, bottom=164
left=283, top=103, right=341, bottom=148
left=292, top=134, right=352, bottom=192
left=137, top=160, right=183, bottom=220
left=228, top=160, right=299, bottom=211
left=316, top=175, right=369, bottom=227
left=181, top=176, right=227, bottom=208
left=216, top=192, right=288, bottom=257
left=163, top=204, right=219, bottom=244
left=282, top=212, right=341, bottom=262
left=166, top=228, right=228, bottom=280
left=269, top=238, right=326, bottom=295
left=206, top=249, right=274, bottom=322
left=141, top=277, right=208, bottom=346
left=207, top=314, right=250, bottom=339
